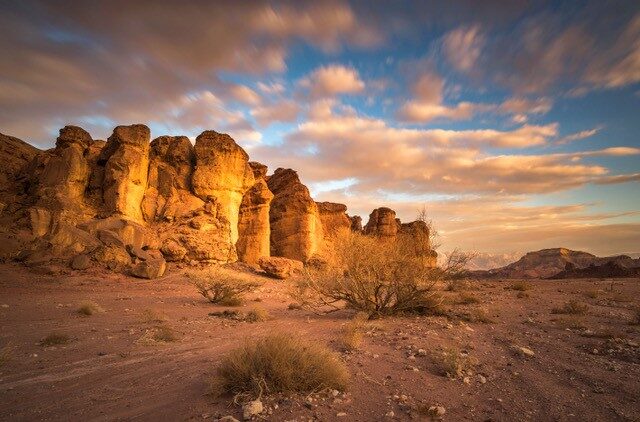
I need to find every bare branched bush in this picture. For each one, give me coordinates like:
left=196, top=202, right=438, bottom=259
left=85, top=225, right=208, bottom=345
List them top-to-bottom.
left=296, top=231, right=447, bottom=318
left=188, top=268, right=260, bottom=306
left=213, top=334, right=349, bottom=399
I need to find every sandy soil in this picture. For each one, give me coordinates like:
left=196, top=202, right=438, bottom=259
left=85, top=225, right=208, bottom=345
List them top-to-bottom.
left=0, top=263, right=639, bottom=421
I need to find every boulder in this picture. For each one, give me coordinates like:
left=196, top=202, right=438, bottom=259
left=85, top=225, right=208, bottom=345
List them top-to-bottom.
left=100, top=124, right=150, bottom=221
left=191, top=131, right=255, bottom=244
left=267, top=168, right=323, bottom=262
left=237, top=177, right=273, bottom=264
left=363, top=207, right=398, bottom=238
left=78, top=216, right=156, bottom=250
left=160, top=239, right=187, bottom=262
left=92, top=245, right=131, bottom=270
left=70, top=254, right=92, bottom=270
left=258, top=256, right=304, bottom=279
left=131, top=257, right=167, bottom=279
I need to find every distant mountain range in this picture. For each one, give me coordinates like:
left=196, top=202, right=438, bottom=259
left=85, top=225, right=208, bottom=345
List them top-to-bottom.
left=471, top=248, right=640, bottom=279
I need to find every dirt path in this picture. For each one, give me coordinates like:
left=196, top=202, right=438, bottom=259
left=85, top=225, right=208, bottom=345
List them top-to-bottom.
left=1, top=263, right=639, bottom=421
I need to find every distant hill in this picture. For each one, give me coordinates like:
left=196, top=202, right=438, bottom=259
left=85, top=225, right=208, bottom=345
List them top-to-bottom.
left=473, top=248, right=640, bottom=279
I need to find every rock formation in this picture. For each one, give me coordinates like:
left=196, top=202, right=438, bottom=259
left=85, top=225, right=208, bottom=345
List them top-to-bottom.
left=0, top=124, right=438, bottom=276
left=100, top=125, right=150, bottom=221
left=237, top=162, right=273, bottom=264
left=267, top=168, right=323, bottom=262
left=363, top=207, right=399, bottom=238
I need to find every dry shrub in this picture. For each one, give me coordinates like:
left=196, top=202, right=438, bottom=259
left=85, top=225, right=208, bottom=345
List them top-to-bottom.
left=296, top=231, right=449, bottom=318
left=188, top=268, right=260, bottom=306
left=509, top=281, right=532, bottom=291
left=584, top=290, right=600, bottom=299
left=516, top=291, right=529, bottom=299
left=455, top=292, right=480, bottom=305
left=552, top=300, right=589, bottom=315
left=77, top=301, right=104, bottom=316
left=245, top=307, right=271, bottom=323
left=140, top=308, right=167, bottom=323
left=462, top=308, right=494, bottom=324
left=340, top=312, right=369, bottom=351
left=139, top=324, right=180, bottom=344
left=40, top=333, right=70, bottom=347
left=213, top=334, right=349, bottom=398
left=0, top=344, right=11, bottom=367
left=433, top=348, right=475, bottom=378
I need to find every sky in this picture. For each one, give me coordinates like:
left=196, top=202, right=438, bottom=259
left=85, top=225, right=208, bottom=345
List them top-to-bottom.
left=1, top=0, right=639, bottom=257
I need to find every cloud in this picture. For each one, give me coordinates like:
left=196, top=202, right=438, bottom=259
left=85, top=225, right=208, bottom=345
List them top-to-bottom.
left=0, top=0, right=381, bottom=144
left=442, top=25, right=485, bottom=72
left=299, top=65, right=365, bottom=98
left=251, top=100, right=300, bottom=126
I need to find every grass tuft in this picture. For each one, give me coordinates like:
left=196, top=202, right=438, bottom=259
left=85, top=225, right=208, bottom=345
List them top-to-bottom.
left=188, top=268, right=260, bottom=306
left=509, top=281, right=532, bottom=291
left=455, top=292, right=480, bottom=305
left=552, top=300, right=589, bottom=315
left=77, top=301, right=104, bottom=316
left=245, top=307, right=271, bottom=323
left=339, top=312, right=369, bottom=351
left=40, top=333, right=70, bottom=347
left=213, top=334, right=349, bottom=398
left=0, top=344, right=11, bottom=367
left=432, top=347, right=475, bottom=379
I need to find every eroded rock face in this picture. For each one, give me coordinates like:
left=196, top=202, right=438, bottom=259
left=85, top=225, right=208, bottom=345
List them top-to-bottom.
left=101, top=124, right=150, bottom=221
left=34, top=126, right=93, bottom=223
left=192, top=131, right=255, bottom=244
left=0, top=132, right=40, bottom=202
left=142, top=136, right=202, bottom=221
left=267, top=168, right=323, bottom=262
left=237, top=175, right=273, bottom=264
left=317, top=202, right=351, bottom=238
left=363, top=207, right=398, bottom=238
left=349, top=215, right=363, bottom=232
left=399, top=220, right=437, bottom=267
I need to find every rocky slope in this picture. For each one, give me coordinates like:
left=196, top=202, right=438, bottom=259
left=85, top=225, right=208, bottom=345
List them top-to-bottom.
left=0, top=125, right=436, bottom=277
left=475, top=247, right=640, bottom=279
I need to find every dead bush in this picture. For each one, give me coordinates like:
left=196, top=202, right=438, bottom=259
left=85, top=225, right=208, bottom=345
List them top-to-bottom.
left=296, top=231, right=449, bottom=318
left=188, top=268, right=260, bottom=306
left=509, top=281, right=532, bottom=291
left=455, top=292, right=480, bottom=305
left=552, top=300, right=589, bottom=315
left=77, top=301, right=104, bottom=316
left=245, top=307, right=270, bottom=323
left=140, top=308, right=167, bottom=323
left=461, top=308, right=494, bottom=324
left=340, top=312, right=369, bottom=351
left=138, top=324, right=180, bottom=344
left=40, top=333, right=70, bottom=347
left=213, top=334, right=349, bottom=398
left=432, top=347, right=476, bottom=379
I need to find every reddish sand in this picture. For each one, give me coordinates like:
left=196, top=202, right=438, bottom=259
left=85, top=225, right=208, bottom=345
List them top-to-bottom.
left=0, top=263, right=639, bottom=421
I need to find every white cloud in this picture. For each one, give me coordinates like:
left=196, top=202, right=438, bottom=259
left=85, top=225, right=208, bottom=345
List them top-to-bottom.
left=442, top=25, right=485, bottom=72
left=299, top=65, right=365, bottom=98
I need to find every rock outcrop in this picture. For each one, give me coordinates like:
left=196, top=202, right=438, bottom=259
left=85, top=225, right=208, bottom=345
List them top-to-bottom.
left=0, top=125, right=438, bottom=277
left=100, top=125, right=150, bottom=221
left=192, top=131, right=255, bottom=244
left=237, top=162, right=273, bottom=264
left=267, top=168, right=323, bottom=262
left=363, top=207, right=399, bottom=238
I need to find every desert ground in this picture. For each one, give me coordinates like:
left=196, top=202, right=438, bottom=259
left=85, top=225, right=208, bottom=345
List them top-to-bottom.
left=0, top=263, right=639, bottom=422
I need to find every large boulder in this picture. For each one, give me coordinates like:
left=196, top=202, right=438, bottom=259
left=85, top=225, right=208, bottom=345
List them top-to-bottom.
left=100, top=124, right=150, bottom=221
left=191, top=131, right=255, bottom=244
left=142, top=136, right=203, bottom=221
left=237, top=164, right=273, bottom=264
left=267, top=168, right=323, bottom=262
left=363, top=207, right=399, bottom=238
left=349, top=215, right=363, bottom=232
left=78, top=216, right=157, bottom=250
left=399, top=220, right=437, bottom=267
left=258, top=256, right=303, bottom=279
left=131, top=257, right=167, bottom=279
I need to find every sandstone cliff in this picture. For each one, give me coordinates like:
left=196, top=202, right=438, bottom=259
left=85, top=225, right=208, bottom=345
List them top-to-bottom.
left=0, top=124, right=438, bottom=276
